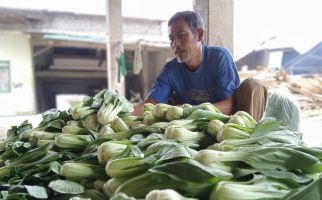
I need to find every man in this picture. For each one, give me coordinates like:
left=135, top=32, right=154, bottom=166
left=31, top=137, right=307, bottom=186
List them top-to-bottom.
left=133, top=11, right=267, bottom=121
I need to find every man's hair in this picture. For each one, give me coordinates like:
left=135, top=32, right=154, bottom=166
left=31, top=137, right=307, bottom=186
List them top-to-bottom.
left=168, top=11, right=204, bottom=34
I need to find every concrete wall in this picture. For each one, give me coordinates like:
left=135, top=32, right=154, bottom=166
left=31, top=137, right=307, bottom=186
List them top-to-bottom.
left=194, top=0, right=234, bottom=53
left=208, top=0, right=234, bottom=53
left=0, top=31, right=36, bottom=116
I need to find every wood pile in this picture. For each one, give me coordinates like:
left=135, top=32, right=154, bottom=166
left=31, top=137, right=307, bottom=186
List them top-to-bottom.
left=238, top=68, right=322, bottom=117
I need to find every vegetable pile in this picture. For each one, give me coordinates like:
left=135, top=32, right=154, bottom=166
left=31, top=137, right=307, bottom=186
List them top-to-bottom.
left=0, top=89, right=321, bottom=200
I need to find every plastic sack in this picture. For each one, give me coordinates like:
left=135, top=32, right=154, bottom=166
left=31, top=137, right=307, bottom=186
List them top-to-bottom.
left=264, top=87, right=301, bottom=131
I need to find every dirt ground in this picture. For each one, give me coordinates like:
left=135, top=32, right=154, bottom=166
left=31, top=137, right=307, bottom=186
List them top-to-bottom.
left=239, top=69, right=322, bottom=146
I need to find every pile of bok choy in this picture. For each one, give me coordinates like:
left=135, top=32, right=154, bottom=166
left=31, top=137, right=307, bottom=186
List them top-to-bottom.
left=0, top=89, right=321, bottom=200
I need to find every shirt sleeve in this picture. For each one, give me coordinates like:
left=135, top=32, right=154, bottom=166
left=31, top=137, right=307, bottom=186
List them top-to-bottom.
left=213, top=48, right=240, bottom=102
left=148, top=67, right=173, bottom=103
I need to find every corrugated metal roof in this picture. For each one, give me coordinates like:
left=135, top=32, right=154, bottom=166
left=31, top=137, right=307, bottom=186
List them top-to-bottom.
left=0, top=7, right=169, bottom=45
left=284, top=41, right=322, bottom=75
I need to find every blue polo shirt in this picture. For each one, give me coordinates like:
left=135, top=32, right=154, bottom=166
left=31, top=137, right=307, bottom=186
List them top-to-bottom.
left=148, top=45, right=240, bottom=105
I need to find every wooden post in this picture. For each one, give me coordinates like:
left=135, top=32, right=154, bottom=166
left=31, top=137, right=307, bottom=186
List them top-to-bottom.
left=106, top=0, right=125, bottom=95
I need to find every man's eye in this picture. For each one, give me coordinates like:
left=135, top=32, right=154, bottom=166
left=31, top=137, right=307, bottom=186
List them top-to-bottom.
left=179, top=33, right=186, bottom=37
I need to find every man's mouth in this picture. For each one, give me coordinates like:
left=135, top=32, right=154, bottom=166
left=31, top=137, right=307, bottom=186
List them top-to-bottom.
left=175, top=50, right=185, bottom=56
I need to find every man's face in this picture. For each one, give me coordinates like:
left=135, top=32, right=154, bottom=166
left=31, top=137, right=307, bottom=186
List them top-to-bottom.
left=168, top=19, right=200, bottom=64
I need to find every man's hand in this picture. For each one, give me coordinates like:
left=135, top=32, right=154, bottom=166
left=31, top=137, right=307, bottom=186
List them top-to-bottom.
left=132, top=98, right=158, bottom=116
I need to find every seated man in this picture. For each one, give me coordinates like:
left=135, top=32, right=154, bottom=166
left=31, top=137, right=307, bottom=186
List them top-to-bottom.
left=133, top=10, right=267, bottom=121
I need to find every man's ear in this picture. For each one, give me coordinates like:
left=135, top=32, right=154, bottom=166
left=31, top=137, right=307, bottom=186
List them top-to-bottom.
left=196, top=28, right=204, bottom=41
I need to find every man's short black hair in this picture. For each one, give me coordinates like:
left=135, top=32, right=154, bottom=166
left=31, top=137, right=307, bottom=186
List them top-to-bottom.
left=168, top=10, right=204, bottom=34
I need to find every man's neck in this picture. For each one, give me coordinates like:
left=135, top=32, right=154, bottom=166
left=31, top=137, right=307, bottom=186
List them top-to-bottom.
left=185, top=46, right=203, bottom=70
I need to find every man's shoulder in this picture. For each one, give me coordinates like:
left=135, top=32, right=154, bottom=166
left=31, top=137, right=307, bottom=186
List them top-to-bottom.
left=203, top=45, right=234, bottom=63
left=204, top=45, right=231, bottom=55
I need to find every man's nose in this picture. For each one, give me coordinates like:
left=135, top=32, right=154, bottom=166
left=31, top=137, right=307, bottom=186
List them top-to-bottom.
left=172, top=39, right=181, bottom=48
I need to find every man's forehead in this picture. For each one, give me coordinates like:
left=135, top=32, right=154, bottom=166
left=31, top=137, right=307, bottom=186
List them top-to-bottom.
left=169, top=19, right=188, bottom=28
left=168, top=20, right=190, bottom=34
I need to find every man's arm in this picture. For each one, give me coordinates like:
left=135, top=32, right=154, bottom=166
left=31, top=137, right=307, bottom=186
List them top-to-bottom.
left=213, top=96, right=234, bottom=115
left=132, top=98, right=158, bottom=116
